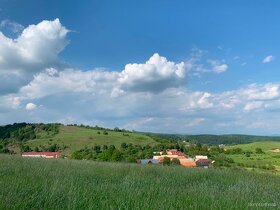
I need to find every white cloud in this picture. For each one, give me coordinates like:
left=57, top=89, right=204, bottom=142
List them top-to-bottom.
left=0, top=18, right=69, bottom=94
left=0, top=19, right=24, bottom=33
left=19, top=53, right=188, bottom=99
left=119, top=53, right=186, bottom=92
left=262, top=55, right=275, bottom=63
left=208, top=59, right=228, bottom=73
left=213, top=64, right=228, bottom=73
left=241, top=83, right=280, bottom=100
left=244, top=101, right=263, bottom=111
left=25, top=103, right=37, bottom=110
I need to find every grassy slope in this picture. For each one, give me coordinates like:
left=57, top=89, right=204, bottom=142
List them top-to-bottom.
left=26, top=125, right=157, bottom=154
left=226, top=141, right=280, bottom=172
left=228, top=141, right=280, bottom=151
left=0, top=155, right=279, bottom=210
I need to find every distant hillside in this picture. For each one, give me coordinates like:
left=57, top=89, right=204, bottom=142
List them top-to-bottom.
left=152, top=133, right=280, bottom=145
left=225, top=141, right=280, bottom=173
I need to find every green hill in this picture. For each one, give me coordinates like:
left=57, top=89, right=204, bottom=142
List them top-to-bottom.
left=0, top=124, right=157, bottom=155
left=26, top=125, right=157, bottom=154
left=228, top=141, right=280, bottom=151
left=1, top=155, right=279, bottom=210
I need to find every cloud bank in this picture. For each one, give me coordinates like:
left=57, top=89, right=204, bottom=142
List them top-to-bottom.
left=0, top=19, right=280, bottom=134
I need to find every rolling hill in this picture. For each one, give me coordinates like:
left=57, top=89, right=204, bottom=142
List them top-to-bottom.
left=2, top=124, right=157, bottom=155
left=26, top=125, right=157, bottom=154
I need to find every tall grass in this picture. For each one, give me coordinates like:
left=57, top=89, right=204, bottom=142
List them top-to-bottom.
left=0, top=155, right=279, bottom=209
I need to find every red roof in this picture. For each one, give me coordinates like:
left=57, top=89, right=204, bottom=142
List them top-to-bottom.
left=167, top=149, right=185, bottom=156
left=22, top=152, right=60, bottom=156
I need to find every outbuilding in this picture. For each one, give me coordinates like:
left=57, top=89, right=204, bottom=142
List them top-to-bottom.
left=22, top=152, right=60, bottom=158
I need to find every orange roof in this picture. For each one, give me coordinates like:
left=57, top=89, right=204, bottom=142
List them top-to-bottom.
left=167, top=149, right=186, bottom=156
left=180, top=161, right=196, bottom=167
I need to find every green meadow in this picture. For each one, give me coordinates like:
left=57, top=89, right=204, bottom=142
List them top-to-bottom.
left=226, top=141, right=280, bottom=173
left=0, top=155, right=279, bottom=210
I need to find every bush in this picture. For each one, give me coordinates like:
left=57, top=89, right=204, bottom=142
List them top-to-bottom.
left=255, top=148, right=264, bottom=154
left=163, top=157, right=171, bottom=166
left=171, top=158, right=181, bottom=165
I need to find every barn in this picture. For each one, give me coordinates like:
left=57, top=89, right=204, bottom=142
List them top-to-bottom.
left=22, top=152, right=60, bottom=158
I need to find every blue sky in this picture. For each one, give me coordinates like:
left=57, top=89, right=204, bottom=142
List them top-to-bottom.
left=1, top=1, right=280, bottom=134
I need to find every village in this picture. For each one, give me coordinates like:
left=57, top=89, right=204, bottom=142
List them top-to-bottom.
left=22, top=149, right=213, bottom=168
left=138, top=149, right=213, bottom=167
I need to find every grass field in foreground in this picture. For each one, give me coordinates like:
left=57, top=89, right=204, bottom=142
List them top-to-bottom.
left=25, top=125, right=157, bottom=155
left=0, top=155, right=279, bottom=210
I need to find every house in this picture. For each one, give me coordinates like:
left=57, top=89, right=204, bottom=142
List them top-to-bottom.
left=153, top=149, right=197, bottom=167
left=22, top=152, right=61, bottom=158
left=195, top=155, right=208, bottom=160
left=179, top=157, right=196, bottom=167
left=138, top=159, right=160, bottom=164
left=195, top=159, right=212, bottom=167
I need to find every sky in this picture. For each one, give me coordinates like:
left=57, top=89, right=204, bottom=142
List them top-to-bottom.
left=1, top=0, right=280, bottom=135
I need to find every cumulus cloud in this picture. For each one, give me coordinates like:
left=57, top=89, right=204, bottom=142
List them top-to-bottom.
left=0, top=18, right=69, bottom=94
left=19, top=53, right=188, bottom=99
left=119, top=53, right=186, bottom=92
left=262, top=55, right=275, bottom=63
left=25, top=102, right=37, bottom=110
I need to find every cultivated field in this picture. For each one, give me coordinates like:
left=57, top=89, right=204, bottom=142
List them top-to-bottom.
left=0, top=155, right=279, bottom=209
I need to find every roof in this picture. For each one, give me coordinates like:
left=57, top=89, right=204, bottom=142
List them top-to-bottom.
left=167, top=149, right=185, bottom=156
left=22, top=152, right=60, bottom=156
left=153, top=155, right=179, bottom=159
left=195, top=155, right=208, bottom=160
left=180, top=158, right=195, bottom=162
left=139, top=159, right=159, bottom=164
left=196, top=159, right=211, bottom=163
left=180, top=161, right=196, bottom=167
